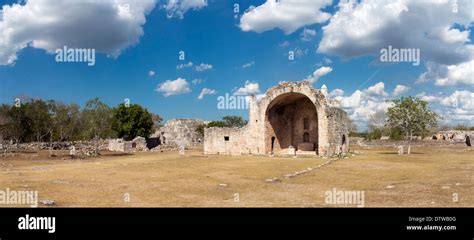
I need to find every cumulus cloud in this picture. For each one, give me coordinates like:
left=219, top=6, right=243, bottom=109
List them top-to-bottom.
left=0, top=0, right=157, bottom=65
left=163, top=0, right=207, bottom=19
left=239, top=0, right=332, bottom=34
left=317, top=0, right=474, bottom=66
left=300, top=28, right=316, bottom=41
left=417, top=60, right=474, bottom=86
left=195, top=63, right=213, bottom=72
left=302, top=66, right=333, bottom=83
left=148, top=70, right=156, bottom=76
left=155, top=77, right=191, bottom=96
left=234, top=80, right=261, bottom=95
left=333, top=82, right=400, bottom=127
left=366, top=82, right=388, bottom=96
left=338, top=83, right=474, bottom=127
left=392, top=84, right=410, bottom=96
left=197, top=88, right=217, bottom=100
left=329, top=88, right=344, bottom=98
left=439, top=90, right=474, bottom=122
left=415, top=91, right=474, bottom=123
left=416, top=92, right=439, bottom=103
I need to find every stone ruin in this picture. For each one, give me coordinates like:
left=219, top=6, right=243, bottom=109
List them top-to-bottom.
left=204, top=81, right=350, bottom=156
left=152, top=118, right=207, bottom=148
left=108, top=119, right=207, bottom=153
left=431, top=130, right=474, bottom=147
left=108, top=137, right=148, bottom=153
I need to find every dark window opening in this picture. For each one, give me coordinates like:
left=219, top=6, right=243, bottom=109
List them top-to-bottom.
left=303, top=132, right=309, bottom=142
left=224, top=136, right=230, bottom=141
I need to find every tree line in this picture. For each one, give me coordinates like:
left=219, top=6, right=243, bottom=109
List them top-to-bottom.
left=0, top=97, right=161, bottom=143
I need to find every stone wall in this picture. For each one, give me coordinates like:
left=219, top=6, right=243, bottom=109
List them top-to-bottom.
left=204, top=81, right=349, bottom=156
left=154, top=118, right=207, bottom=148
left=204, top=127, right=248, bottom=155
left=108, top=137, right=148, bottom=153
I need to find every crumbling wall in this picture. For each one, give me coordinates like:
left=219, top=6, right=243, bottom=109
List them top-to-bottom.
left=154, top=118, right=207, bottom=148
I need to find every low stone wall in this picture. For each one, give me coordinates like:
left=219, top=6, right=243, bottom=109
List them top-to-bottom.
left=108, top=137, right=149, bottom=153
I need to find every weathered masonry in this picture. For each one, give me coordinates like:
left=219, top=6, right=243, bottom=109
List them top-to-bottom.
left=204, top=81, right=349, bottom=156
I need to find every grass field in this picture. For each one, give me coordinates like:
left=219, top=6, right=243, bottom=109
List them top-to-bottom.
left=0, top=144, right=473, bottom=207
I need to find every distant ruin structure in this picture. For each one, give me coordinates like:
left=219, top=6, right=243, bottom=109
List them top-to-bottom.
left=153, top=119, right=207, bottom=148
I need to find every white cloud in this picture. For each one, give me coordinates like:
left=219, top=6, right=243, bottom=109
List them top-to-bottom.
left=0, top=0, right=156, bottom=65
left=163, top=0, right=207, bottom=19
left=239, top=0, right=332, bottom=34
left=318, top=0, right=474, bottom=66
left=300, top=28, right=316, bottom=41
left=417, top=60, right=474, bottom=86
left=176, top=61, right=193, bottom=69
left=241, top=61, right=255, bottom=69
left=195, top=63, right=213, bottom=72
left=303, top=66, right=333, bottom=84
left=148, top=70, right=156, bottom=77
left=155, top=77, right=191, bottom=97
left=191, top=78, right=203, bottom=85
left=234, top=80, right=261, bottom=95
left=335, top=82, right=395, bottom=128
left=366, top=82, right=388, bottom=96
left=338, top=84, right=474, bottom=128
left=392, top=84, right=409, bottom=96
left=197, top=88, right=217, bottom=100
left=329, top=88, right=344, bottom=98
left=439, top=90, right=474, bottom=122
left=440, top=90, right=474, bottom=109
left=416, top=92, right=439, bottom=102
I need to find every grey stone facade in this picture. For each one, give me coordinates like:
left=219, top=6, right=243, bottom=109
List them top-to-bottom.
left=204, top=81, right=349, bottom=156
left=154, top=118, right=207, bottom=148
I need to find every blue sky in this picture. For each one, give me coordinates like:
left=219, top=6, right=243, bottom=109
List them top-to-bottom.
left=0, top=0, right=473, bottom=129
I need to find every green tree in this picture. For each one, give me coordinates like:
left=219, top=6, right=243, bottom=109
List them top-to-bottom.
left=386, top=97, right=438, bottom=153
left=82, top=98, right=114, bottom=153
left=24, top=99, right=52, bottom=143
left=48, top=102, right=82, bottom=142
left=111, top=103, right=154, bottom=141
left=366, top=111, right=389, bottom=140
left=151, top=113, right=163, bottom=132
left=195, top=116, right=247, bottom=137
left=222, top=116, right=247, bottom=128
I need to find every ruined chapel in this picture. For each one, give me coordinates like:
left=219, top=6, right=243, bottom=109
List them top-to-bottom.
left=204, top=81, right=349, bottom=156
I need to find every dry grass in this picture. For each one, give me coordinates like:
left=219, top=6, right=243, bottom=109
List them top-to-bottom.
left=0, top=144, right=472, bottom=207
